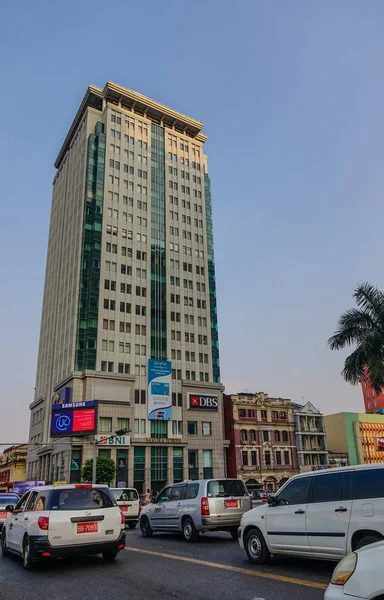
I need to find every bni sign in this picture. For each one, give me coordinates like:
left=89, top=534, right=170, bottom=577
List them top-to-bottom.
left=148, top=359, right=172, bottom=421
left=96, top=435, right=131, bottom=447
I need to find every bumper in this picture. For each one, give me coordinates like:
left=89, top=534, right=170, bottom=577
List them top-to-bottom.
left=124, top=515, right=139, bottom=523
left=201, top=516, right=241, bottom=530
left=29, top=531, right=126, bottom=559
left=324, top=584, right=364, bottom=600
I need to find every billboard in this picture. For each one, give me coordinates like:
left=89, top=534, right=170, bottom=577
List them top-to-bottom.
left=148, top=359, right=172, bottom=420
left=51, top=387, right=72, bottom=406
left=187, top=393, right=218, bottom=411
left=51, top=404, right=96, bottom=436
left=13, top=481, right=45, bottom=495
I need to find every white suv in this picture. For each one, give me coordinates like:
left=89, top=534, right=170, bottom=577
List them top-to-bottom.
left=238, top=464, right=384, bottom=565
left=1, top=484, right=126, bottom=569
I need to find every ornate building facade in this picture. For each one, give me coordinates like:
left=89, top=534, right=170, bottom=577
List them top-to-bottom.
left=224, top=392, right=299, bottom=493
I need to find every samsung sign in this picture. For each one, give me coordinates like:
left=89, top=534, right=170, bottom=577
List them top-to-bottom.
left=188, top=394, right=218, bottom=411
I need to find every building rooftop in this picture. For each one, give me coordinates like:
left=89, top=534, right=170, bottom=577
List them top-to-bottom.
left=55, top=81, right=207, bottom=169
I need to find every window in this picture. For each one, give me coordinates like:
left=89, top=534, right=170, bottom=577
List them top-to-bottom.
left=239, top=409, right=246, bottom=418
left=248, top=410, right=255, bottom=418
left=261, top=410, right=268, bottom=419
left=272, top=411, right=278, bottom=419
left=99, top=417, right=112, bottom=433
left=117, top=418, right=129, bottom=432
left=187, top=421, right=198, bottom=435
left=202, top=422, right=212, bottom=436
left=240, top=429, right=247, bottom=444
left=249, top=429, right=256, bottom=443
left=263, top=430, right=269, bottom=442
left=274, top=430, right=281, bottom=442
left=282, top=430, right=289, bottom=442
left=188, top=450, right=198, bottom=480
left=203, top=450, right=213, bottom=479
left=284, top=450, right=290, bottom=465
left=242, top=451, right=248, bottom=466
left=251, top=451, right=257, bottom=466
left=265, top=451, right=271, bottom=466
left=276, top=451, right=282, bottom=465
left=354, top=469, right=384, bottom=500
left=311, top=473, right=343, bottom=503
left=277, top=477, right=311, bottom=506
left=186, top=483, right=199, bottom=499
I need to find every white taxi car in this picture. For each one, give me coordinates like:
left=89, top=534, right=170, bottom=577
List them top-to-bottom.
left=1, top=484, right=126, bottom=569
left=109, top=488, right=140, bottom=529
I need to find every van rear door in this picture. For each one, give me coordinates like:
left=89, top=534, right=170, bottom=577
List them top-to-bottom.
left=207, top=480, right=251, bottom=522
left=47, top=486, right=121, bottom=547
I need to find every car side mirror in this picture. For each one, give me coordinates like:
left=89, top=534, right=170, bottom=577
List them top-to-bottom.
left=268, top=496, right=277, bottom=507
left=5, top=505, right=15, bottom=513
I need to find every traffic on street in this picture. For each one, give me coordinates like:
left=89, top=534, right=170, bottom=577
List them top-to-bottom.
left=0, top=526, right=332, bottom=600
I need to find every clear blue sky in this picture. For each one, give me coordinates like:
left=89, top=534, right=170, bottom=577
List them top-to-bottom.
left=1, top=0, right=383, bottom=445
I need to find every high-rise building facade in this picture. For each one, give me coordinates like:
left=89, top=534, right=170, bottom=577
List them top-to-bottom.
left=27, top=82, right=226, bottom=491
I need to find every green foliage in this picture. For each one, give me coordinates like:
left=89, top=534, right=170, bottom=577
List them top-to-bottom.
left=328, top=283, right=384, bottom=392
left=81, top=456, right=116, bottom=485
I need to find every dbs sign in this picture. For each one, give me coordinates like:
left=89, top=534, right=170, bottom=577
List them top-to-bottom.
left=188, top=394, right=218, bottom=411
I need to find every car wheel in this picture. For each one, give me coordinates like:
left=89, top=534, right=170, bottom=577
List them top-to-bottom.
left=140, top=517, right=153, bottom=538
left=182, top=517, right=199, bottom=543
left=128, top=522, right=137, bottom=530
left=229, top=527, right=238, bottom=540
left=244, top=528, right=270, bottom=565
left=1, top=530, right=10, bottom=557
left=356, top=535, right=383, bottom=550
left=22, top=537, right=35, bottom=570
left=102, top=550, right=118, bottom=561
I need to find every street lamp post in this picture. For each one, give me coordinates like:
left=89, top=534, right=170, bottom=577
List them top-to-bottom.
left=91, top=428, right=130, bottom=484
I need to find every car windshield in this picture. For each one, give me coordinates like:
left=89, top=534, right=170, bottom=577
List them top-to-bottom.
left=207, top=480, right=248, bottom=498
left=50, top=488, right=116, bottom=510
left=111, top=489, right=138, bottom=501
left=0, top=495, right=19, bottom=505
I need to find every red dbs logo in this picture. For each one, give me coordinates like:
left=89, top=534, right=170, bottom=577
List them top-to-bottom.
left=190, top=396, right=200, bottom=407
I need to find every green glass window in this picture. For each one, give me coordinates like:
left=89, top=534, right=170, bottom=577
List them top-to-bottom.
left=150, top=420, right=168, bottom=439
left=173, top=448, right=183, bottom=482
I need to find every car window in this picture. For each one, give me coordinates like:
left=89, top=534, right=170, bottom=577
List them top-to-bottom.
left=354, top=469, right=384, bottom=500
left=341, top=471, right=354, bottom=501
left=311, top=473, right=343, bottom=503
left=276, top=477, right=311, bottom=506
left=207, top=480, right=247, bottom=498
left=185, top=483, right=199, bottom=499
left=169, top=486, right=185, bottom=501
left=158, top=487, right=172, bottom=503
left=50, top=488, right=115, bottom=510
left=111, top=489, right=139, bottom=502
left=25, top=491, right=39, bottom=511
left=14, top=492, right=31, bottom=512
left=32, top=493, right=48, bottom=511
left=0, top=495, right=19, bottom=506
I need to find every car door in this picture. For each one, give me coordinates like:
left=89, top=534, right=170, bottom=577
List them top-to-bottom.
left=305, top=471, right=353, bottom=558
left=265, top=476, right=312, bottom=554
left=148, top=486, right=172, bottom=531
left=163, top=486, right=186, bottom=530
left=7, top=492, right=32, bottom=550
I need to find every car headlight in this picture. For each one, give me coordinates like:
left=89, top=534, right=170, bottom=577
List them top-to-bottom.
left=331, top=553, right=357, bottom=585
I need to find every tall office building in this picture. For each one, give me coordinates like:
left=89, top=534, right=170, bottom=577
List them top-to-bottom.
left=27, top=82, right=226, bottom=491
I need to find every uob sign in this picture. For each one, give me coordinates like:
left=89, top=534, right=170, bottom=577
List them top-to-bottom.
left=188, top=394, right=218, bottom=411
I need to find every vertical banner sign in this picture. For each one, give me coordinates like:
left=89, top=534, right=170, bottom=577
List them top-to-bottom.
left=148, top=359, right=172, bottom=420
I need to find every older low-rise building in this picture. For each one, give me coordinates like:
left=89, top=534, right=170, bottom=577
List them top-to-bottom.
left=224, top=392, right=299, bottom=493
left=292, top=401, right=328, bottom=471
left=0, top=444, right=28, bottom=492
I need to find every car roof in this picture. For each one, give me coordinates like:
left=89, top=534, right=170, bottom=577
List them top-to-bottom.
left=291, top=463, right=384, bottom=480
left=167, top=478, right=243, bottom=487
left=20, top=484, right=110, bottom=492
left=109, top=487, right=138, bottom=491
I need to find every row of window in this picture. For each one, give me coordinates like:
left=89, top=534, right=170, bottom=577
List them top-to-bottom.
left=110, top=112, right=148, bottom=137
left=110, top=129, right=148, bottom=149
left=168, top=136, right=201, bottom=158
left=110, top=145, right=148, bottom=164
left=167, top=153, right=201, bottom=170
left=109, top=160, right=148, bottom=180
left=168, top=167, right=202, bottom=184
left=108, top=175, right=148, bottom=194
left=168, top=181, right=202, bottom=197
left=107, top=192, right=148, bottom=210
left=169, top=197, right=203, bottom=213
left=107, top=210, right=148, bottom=226
left=169, top=212, right=203, bottom=228
left=106, top=226, right=148, bottom=243
left=169, top=229, right=204, bottom=245
left=169, top=243, right=205, bottom=258
left=106, top=247, right=148, bottom=261
left=169, top=277, right=206, bottom=292
left=169, top=295, right=207, bottom=309
left=101, top=340, right=146, bottom=355
left=170, top=349, right=209, bottom=363
left=100, top=361, right=146, bottom=376
left=171, top=369, right=210, bottom=382
left=31, top=407, right=44, bottom=427
left=238, top=408, right=288, bottom=420
left=240, top=429, right=290, bottom=444
left=242, top=449, right=291, bottom=467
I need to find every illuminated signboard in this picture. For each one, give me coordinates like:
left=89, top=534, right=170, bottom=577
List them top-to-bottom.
left=188, top=394, right=218, bottom=411
left=51, top=403, right=96, bottom=437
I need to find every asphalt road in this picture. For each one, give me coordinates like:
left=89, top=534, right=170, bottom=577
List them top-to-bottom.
left=0, top=528, right=334, bottom=600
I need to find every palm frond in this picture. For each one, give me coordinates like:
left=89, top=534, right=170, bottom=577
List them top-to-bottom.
left=353, top=283, right=384, bottom=324
left=327, top=308, right=376, bottom=350
left=342, top=345, right=367, bottom=385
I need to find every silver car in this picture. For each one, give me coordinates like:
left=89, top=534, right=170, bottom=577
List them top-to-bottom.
left=140, top=479, right=251, bottom=542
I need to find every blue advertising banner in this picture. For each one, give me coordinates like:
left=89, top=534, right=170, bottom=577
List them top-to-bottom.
left=148, top=359, right=172, bottom=420
left=52, top=400, right=95, bottom=411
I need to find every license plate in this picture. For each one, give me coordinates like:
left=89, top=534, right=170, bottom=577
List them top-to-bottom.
left=225, top=500, right=239, bottom=509
left=120, top=506, right=128, bottom=512
left=0, top=512, right=7, bottom=519
left=77, top=522, right=98, bottom=534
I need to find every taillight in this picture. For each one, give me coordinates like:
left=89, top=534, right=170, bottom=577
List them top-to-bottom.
left=201, top=497, right=210, bottom=516
left=120, top=511, right=125, bottom=525
left=38, top=516, right=49, bottom=530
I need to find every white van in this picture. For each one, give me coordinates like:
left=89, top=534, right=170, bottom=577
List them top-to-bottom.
left=238, top=464, right=384, bottom=564
left=109, top=488, right=140, bottom=529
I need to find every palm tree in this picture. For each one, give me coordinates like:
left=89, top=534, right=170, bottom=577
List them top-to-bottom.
left=328, top=283, right=384, bottom=392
